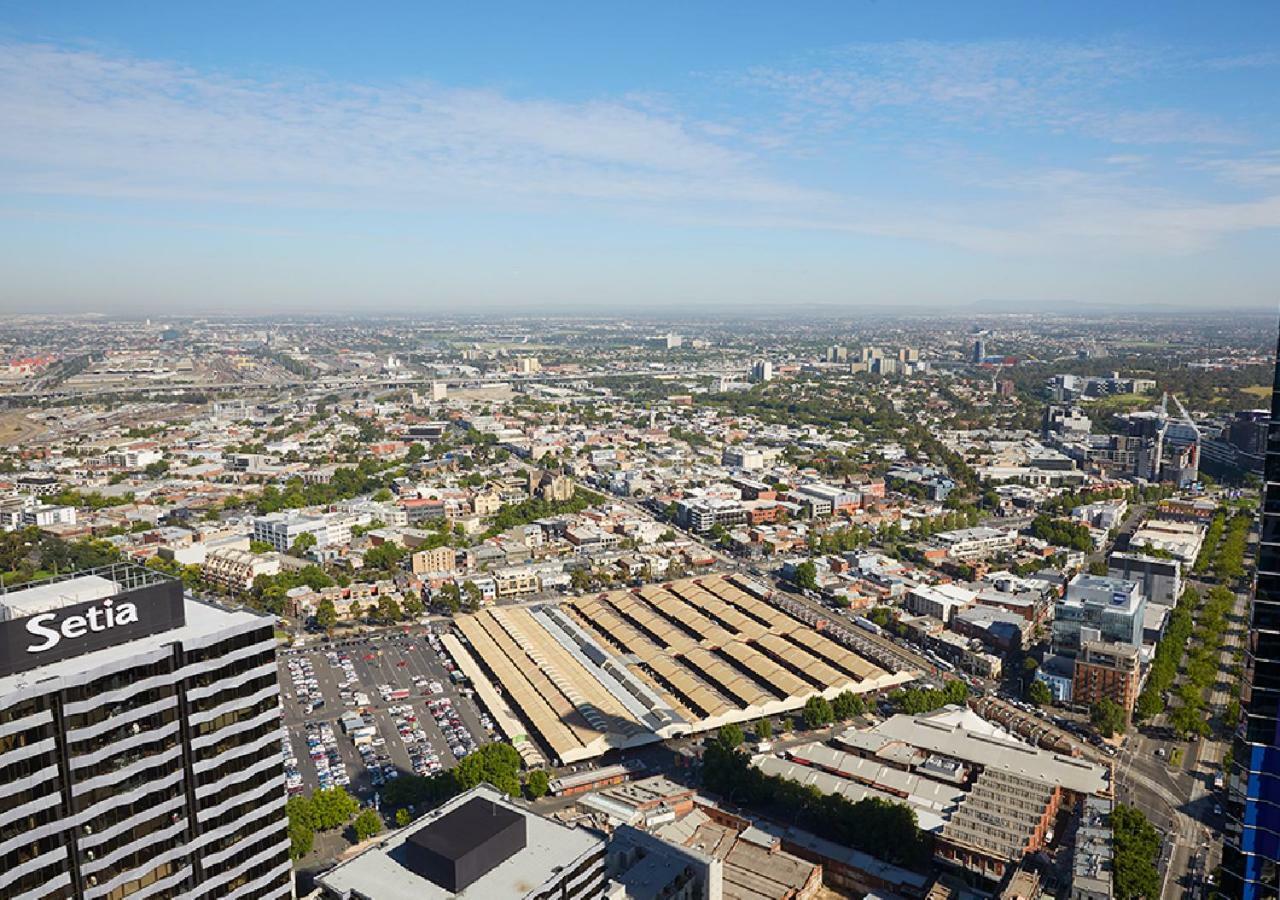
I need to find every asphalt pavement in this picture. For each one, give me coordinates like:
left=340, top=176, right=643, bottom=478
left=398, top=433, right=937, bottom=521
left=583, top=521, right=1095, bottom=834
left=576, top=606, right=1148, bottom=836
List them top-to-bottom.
left=279, top=628, right=494, bottom=801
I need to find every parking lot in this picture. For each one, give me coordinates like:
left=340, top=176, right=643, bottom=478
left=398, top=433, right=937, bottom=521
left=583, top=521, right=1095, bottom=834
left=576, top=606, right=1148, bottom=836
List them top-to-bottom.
left=279, top=627, right=496, bottom=802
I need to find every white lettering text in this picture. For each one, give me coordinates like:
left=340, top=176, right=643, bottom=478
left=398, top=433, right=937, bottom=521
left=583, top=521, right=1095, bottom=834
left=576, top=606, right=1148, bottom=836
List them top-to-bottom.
left=25, top=600, right=141, bottom=653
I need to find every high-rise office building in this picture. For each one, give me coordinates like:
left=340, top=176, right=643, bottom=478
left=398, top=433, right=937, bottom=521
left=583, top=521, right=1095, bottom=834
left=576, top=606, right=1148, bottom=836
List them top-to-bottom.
left=1223, top=325, right=1280, bottom=898
left=972, top=337, right=986, bottom=364
left=750, top=360, right=773, bottom=383
left=0, top=564, right=291, bottom=900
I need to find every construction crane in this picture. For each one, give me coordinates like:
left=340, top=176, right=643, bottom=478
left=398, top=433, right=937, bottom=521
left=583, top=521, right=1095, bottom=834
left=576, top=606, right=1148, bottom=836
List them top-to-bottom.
left=1168, top=392, right=1201, bottom=439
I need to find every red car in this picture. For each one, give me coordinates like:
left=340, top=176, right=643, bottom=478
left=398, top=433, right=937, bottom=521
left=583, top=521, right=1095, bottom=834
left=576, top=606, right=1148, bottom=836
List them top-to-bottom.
left=364, top=653, right=376, bottom=661
left=397, top=661, right=408, bottom=668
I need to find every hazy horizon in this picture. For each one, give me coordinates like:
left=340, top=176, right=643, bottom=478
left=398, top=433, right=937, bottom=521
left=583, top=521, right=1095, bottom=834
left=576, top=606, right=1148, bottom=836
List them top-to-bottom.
left=2, top=1, right=1278, bottom=314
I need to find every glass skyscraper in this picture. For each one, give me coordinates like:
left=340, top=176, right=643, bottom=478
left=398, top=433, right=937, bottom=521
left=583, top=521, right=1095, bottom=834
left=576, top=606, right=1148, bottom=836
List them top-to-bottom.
left=1223, top=325, right=1280, bottom=898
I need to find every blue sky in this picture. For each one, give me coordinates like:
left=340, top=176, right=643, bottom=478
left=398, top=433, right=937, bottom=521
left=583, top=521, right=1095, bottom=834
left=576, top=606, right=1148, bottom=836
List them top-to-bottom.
left=1, top=1, right=1278, bottom=315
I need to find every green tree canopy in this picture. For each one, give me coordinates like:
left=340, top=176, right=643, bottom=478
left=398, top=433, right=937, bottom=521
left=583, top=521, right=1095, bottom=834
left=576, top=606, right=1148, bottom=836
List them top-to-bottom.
left=290, top=531, right=318, bottom=555
left=794, top=560, right=818, bottom=591
left=403, top=592, right=425, bottom=619
left=315, top=598, right=338, bottom=631
left=1026, top=679, right=1053, bottom=706
left=832, top=691, right=866, bottom=721
left=802, top=695, right=835, bottom=729
left=1090, top=698, right=1126, bottom=738
left=718, top=723, right=745, bottom=748
left=452, top=743, right=522, bottom=797
left=525, top=769, right=550, bottom=800
left=311, top=787, right=360, bottom=831
left=287, top=795, right=316, bottom=860
left=1113, top=805, right=1160, bottom=900
left=353, top=808, right=383, bottom=842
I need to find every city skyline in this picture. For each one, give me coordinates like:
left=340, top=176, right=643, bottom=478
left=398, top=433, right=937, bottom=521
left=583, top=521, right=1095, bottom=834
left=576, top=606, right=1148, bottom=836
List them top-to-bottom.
left=2, top=1, right=1279, bottom=313
left=0, top=310, right=1263, bottom=896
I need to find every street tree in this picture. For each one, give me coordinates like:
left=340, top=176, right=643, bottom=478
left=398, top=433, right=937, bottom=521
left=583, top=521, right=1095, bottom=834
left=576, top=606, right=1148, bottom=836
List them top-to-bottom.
left=794, top=560, right=818, bottom=591
left=403, top=592, right=425, bottom=619
left=377, top=595, right=402, bottom=623
left=315, top=599, right=338, bottom=632
left=1026, top=679, right=1053, bottom=707
left=802, top=695, right=834, bottom=729
left=1090, top=698, right=1126, bottom=738
left=717, top=723, right=744, bottom=748
left=525, top=769, right=550, bottom=799
left=311, top=787, right=359, bottom=830
left=353, top=808, right=383, bottom=842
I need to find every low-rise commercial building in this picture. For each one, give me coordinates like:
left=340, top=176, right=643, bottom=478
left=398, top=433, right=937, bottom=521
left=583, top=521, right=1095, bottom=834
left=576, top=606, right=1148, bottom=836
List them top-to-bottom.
left=791, top=483, right=860, bottom=516
left=1071, top=499, right=1128, bottom=530
left=677, top=500, right=747, bottom=533
left=253, top=510, right=350, bottom=553
left=1127, top=518, right=1205, bottom=566
left=933, top=527, right=1018, bottom=560
left=411, top=545, right=456, bottom=574
left=202, top=546, right=281, bottom=591
left=905, top=584, right=976, bottom=625
left=953, top=606, right=1030, bottom=653
left=1072, top=641, right=1141, bottom=721
left=1035, top=655, right=1077, bottom=704
left=936, top=769, right=1062, bottom=882
left=1070, top=796, right=1114, bottom=900
left=653, top=805, right=821, bottom=900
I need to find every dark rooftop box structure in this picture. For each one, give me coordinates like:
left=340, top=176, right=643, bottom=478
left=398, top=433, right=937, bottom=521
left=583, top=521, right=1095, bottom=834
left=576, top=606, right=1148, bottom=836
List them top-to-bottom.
left=402, top=796, right=527, bottom=893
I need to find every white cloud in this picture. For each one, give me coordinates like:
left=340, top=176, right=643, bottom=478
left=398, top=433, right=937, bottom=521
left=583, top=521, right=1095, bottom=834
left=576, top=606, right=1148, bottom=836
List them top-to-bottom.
left=0, top=38, right=1276, bottom=263
left=730, top=38, right=1242, bottom=146
left=0, top=41, right=822, bottom=214
left=1192, top=152, right=1280, bottom=185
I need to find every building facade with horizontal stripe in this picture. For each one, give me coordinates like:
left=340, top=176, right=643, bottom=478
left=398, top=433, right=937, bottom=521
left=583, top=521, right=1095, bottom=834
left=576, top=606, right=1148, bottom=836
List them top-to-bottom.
left=0, top=564, right=292, bottom=900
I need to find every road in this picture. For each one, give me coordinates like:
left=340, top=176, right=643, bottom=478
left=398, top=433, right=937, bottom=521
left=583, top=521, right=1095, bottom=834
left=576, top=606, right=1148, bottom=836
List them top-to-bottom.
left=0, top=365, right=748, bottom=405
left=1109, top=576, right=1247, bottom=898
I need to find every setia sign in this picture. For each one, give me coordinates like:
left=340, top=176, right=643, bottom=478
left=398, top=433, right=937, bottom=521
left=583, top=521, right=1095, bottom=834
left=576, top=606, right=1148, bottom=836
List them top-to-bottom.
left=0, top=579, right=186, bottom=678
left=25, top=597, right=141, bottom=653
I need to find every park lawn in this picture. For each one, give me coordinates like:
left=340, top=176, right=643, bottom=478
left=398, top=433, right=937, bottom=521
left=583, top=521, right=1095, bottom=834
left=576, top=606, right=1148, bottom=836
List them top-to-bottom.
left=1084, top=392, right=1155, bottom=413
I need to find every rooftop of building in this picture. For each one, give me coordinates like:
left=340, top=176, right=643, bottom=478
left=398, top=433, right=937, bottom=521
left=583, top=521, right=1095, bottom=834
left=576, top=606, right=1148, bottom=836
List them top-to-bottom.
left=936, top=526, right=1014, bottom=542
left=1107, top=549, right=1181, bottom=568
left=0, top=571, right=122, bottom=619
left=452, top=573, right=906, bottom=765
left=1067, top=573, right=1139, bottom=594
left=0, top=583, right=268, bottom=696
left=1080, top=639, right=1140, bottom=661
left=837, top=708, right=1109, bottom=797
left=754, top=744, right=963, bottom=832
left=940, top=768, right=1056, bottom=862
left=317, top=786, right=603, bottom=900
left=1071, top=795, right=1114, bottom=897
left=653, top=807, right=820, bottom=900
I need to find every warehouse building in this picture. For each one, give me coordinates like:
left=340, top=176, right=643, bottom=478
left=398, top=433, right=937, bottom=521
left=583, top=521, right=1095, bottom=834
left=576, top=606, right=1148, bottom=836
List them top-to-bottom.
left=449, top=574, right=911, bottom=764
left=749, top=708, right=1107, bottom=887
left=753, top=747, right=965, bottom=833
left=936, top=769, right=1062, bottom=881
